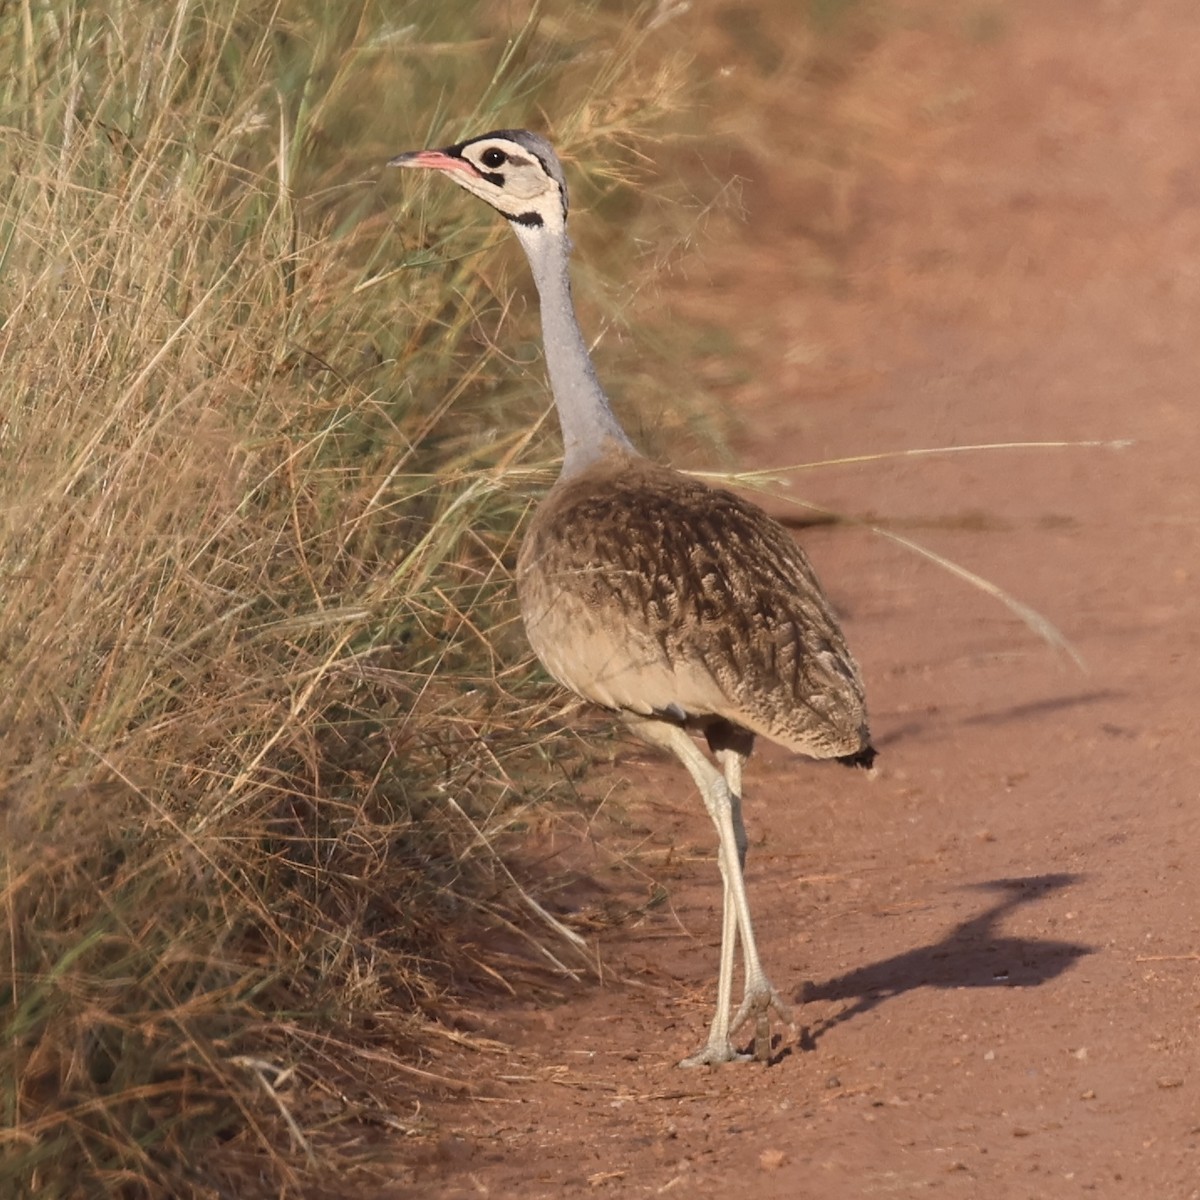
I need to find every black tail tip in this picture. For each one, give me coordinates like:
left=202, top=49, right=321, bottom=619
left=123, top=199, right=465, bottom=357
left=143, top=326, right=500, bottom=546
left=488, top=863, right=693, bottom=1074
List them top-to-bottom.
left=839, top=744, right=877, bottom=770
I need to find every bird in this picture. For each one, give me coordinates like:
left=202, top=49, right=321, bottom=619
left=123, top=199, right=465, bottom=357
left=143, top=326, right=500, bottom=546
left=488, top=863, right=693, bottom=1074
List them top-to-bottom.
left=390, top=129, right=874, bottom=1067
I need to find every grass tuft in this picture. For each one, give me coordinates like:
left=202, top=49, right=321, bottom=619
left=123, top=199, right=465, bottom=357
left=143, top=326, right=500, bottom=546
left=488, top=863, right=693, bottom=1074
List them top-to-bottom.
left=0, top=1, right=706, bottom=1193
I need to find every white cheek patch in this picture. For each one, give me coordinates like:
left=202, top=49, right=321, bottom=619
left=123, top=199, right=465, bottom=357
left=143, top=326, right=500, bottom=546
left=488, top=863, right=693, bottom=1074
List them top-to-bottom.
left=498, top=160, right=550, bottom=201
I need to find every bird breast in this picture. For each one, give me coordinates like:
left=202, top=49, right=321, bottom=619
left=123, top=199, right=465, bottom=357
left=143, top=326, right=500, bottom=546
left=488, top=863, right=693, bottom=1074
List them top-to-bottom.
left=515, top=453, right=871, bottom=759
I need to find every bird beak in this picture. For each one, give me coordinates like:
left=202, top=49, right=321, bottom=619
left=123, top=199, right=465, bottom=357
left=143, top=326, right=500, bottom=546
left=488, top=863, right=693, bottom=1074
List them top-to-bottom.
left=388, top=148, right=477, bottom=178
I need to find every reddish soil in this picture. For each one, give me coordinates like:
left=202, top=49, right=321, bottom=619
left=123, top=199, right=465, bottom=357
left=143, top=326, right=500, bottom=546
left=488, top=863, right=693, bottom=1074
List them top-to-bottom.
left=399, top=2, right=1200, bottom=1195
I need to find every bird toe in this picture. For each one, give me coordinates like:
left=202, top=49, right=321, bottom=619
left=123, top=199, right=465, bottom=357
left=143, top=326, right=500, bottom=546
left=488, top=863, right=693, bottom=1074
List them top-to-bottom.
left=678, top=1041, right=753, bottom=1068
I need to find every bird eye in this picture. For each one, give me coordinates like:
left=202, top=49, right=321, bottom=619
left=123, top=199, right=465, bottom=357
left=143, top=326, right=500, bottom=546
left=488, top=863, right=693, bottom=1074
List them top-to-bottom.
left=480, top=147, right=507, bottom=168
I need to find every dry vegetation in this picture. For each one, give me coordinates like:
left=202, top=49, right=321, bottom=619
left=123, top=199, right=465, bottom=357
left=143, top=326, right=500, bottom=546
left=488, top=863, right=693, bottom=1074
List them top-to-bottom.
left=0, top=0, right=892, bottom=1192
left=0, top=2, right=712, bottom=1194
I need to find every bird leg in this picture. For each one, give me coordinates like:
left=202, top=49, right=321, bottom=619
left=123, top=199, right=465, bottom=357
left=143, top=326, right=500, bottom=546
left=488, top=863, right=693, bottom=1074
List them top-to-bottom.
left=627, top=718, right=791, bottom=1065
left=714, top=743, right=795, bottom=1062
left=712, top=745, right=746, bottom=1045
left=715, top=745, right=793, bottom=1062
left=687, top=820, right=747, bottom=1067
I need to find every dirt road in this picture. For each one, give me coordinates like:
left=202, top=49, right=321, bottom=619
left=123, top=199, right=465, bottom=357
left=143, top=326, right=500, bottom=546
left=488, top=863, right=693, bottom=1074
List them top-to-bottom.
left=402, top=3, right=1200, bottom=1194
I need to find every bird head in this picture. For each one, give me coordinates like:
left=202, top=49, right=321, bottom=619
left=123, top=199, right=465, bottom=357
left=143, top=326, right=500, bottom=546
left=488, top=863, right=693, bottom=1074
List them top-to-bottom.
left=389, top=129, right=569, bottom=233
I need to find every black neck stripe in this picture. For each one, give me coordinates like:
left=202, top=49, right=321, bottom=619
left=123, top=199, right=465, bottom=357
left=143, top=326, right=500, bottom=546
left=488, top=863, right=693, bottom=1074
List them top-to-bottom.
left=510, top=211, right=543, bottom=227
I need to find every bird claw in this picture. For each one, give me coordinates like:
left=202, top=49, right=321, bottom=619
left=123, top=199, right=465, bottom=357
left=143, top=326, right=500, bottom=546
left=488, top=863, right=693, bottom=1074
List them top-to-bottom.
left=678, top=981, right=793, bottom=1067
left=730, top=982, right=793, bottom=1062
left=754, top=1012, right=773, bottom=1063
left=678, top=1041, right=754, bottom=1068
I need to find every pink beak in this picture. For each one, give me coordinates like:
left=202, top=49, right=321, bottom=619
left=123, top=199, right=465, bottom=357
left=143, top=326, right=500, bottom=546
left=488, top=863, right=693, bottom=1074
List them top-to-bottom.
left=388, top=148, right=478, bottom=177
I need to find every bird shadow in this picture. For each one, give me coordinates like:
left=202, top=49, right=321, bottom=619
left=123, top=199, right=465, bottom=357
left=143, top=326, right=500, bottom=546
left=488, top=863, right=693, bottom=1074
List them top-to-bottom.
left=789, top=872, right=1092, bottom=1052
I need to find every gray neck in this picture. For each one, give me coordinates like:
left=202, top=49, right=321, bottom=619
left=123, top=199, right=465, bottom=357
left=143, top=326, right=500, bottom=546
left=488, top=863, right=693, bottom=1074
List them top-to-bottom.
left=513, top=221, right=637, bottom=477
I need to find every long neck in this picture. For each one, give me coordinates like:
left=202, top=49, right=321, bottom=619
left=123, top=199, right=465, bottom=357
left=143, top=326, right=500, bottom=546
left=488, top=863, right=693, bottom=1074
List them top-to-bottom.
left=513, top=222, right=637, bottom=477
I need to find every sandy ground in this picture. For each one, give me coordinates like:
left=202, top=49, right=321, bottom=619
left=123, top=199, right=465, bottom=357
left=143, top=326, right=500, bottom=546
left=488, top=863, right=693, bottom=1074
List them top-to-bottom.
left=395, top=2, right=1200, bottom=1195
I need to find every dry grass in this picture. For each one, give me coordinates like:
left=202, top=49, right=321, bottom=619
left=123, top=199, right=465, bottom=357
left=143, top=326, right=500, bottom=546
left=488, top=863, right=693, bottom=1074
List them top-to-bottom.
left=0, top=0, right=904, bottom=1190
left=0, top=2, right=713, bottom=1195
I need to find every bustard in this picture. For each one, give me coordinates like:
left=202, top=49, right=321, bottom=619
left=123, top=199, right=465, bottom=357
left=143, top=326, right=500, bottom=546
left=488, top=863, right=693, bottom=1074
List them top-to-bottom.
left=391, top=130, right=874, bottom=1067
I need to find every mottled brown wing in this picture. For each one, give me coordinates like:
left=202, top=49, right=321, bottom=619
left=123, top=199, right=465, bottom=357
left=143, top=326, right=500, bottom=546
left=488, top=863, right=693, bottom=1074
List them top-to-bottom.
left=516, top=455, right=870, bottom=758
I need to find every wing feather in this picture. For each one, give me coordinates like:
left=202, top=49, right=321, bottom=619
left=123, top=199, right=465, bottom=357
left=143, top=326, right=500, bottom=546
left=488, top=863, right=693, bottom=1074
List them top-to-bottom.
left=516, top=456, right=870, bottom=758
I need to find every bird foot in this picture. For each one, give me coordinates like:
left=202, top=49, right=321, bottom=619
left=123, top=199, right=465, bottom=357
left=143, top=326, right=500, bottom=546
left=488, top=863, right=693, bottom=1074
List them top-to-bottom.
left=678, top=981, right=794, bottom=1067
left=730, top=981, right=794, bottom=1063
left=678, top=1040, right=753, bottom=1068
